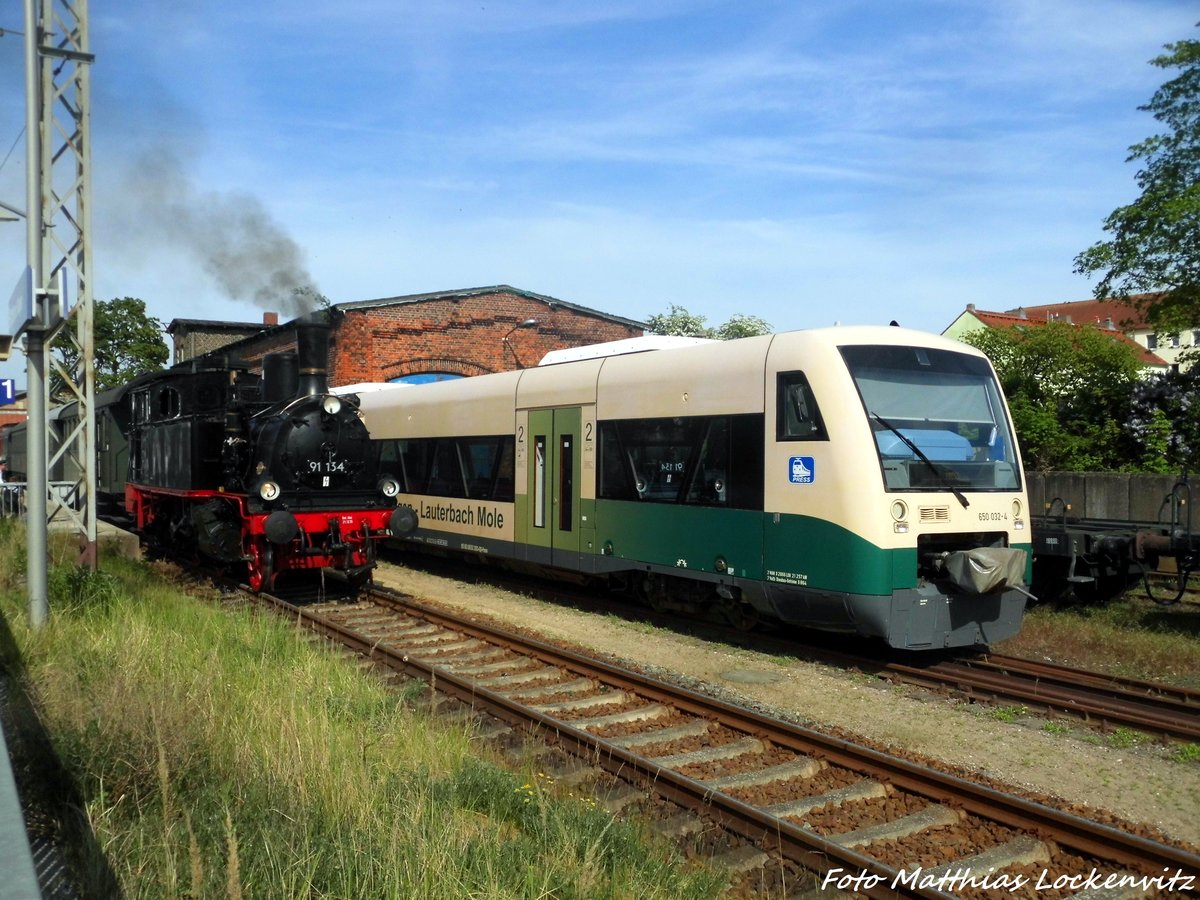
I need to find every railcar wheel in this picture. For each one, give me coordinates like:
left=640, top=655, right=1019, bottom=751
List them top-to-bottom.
left=636, top=574, right=670, bottom=613
left=720, top=595, right=760, bottom=630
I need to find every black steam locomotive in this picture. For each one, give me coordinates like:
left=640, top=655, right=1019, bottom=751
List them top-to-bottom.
left=122, top=318, right=408, bottom=590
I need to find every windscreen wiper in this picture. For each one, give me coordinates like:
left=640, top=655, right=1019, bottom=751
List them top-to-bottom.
left=871, top=413, right=970, bottom=509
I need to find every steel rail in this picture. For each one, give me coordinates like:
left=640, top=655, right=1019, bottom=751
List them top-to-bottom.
left=399, top=558, right=1200, bottom=742
left=270, top=587, right=1200, bottom=888
left=263, top=592, right=942, bottom=900
left=969, top=654, right=1200, bottom=707
left=888, top=655, right=1200, bottom=743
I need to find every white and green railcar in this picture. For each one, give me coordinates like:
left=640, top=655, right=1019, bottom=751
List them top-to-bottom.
left=356, top=326, right=1033, bottom=650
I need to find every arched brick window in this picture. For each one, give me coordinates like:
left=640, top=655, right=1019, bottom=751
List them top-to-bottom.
left=390, top=372, right=463, bottom=384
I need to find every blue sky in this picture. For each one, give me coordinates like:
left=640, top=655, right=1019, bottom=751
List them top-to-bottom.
left=0, top=1, right=1197, bottom=387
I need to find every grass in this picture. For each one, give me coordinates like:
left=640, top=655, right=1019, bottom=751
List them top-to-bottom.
left=0, top=520, right=726, bottom=899
left=996, top=596, right=1200, bottom=687
left=988, top=704, right=1028, bottom=723
left=1105, top=727, right=1148, bottom=750
left=1174, top=743, right=1200, bottom=764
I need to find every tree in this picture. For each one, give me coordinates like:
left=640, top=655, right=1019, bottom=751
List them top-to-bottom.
left=1073, top=32, right=1200, bottom=331
left=54, top=296, right=169, bottom=393
left=645, top=304, right=772, bottom=339
left=714, top=314, right=773, bottom=340
left=962, top=322, right=1150, bottom=471
left=1127, top=367, right=1200, bottom=474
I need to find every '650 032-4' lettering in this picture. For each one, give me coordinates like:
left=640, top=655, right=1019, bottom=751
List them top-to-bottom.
left=978, top=511, right=1008, bottom=522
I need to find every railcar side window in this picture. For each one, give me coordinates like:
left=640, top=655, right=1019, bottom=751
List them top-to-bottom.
left=776, top=372, right=825, bottom=441
left=598, top=414, right=764, bottom=510
left=597, top=422, right=633, bottom=499
left=393, top=436, right=516, bottom=501
left=460, top=436, right=516, bottom=501
left=397, top=440, right=431, bottom=494
left=429, top=441, right=467, bottom=497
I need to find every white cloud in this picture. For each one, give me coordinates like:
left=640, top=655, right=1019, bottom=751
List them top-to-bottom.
left=2, top=0, right=1197, bottom=393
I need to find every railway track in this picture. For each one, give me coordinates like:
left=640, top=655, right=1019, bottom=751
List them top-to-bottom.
left=385, top=558, right=1200, bottom=744
left=258, top=584, right=1200, bottom=898
left=889, top=654, right=1200, bottom=744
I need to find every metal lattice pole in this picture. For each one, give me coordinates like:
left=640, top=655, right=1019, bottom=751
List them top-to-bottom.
left=24, top=0, right=95, bottom=628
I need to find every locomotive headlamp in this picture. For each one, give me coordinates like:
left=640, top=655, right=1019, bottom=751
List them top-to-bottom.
left=321, top=396, right=342, bottom=416
left=378, top=477, right=401, bottom=498
left=259, top=480, right=281, bottom=502
left=1011, top=498, right=1025, bottom=530
left=891, top=499, right=909, bottom=533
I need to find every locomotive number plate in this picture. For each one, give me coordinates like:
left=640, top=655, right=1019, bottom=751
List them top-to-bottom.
left=309, top=459, right=347, bottom=473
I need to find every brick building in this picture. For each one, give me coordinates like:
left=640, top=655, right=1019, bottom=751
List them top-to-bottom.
left=168, top=285, right=645, bottom=385
left=167, top=313, right=281, bottom=364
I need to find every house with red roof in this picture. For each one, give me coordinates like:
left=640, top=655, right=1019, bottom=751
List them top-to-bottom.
left=943, top=295, right=1181, bottom=373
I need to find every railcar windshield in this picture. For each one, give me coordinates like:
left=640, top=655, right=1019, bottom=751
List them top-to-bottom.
left=840, top=344, right=1021, bottom=492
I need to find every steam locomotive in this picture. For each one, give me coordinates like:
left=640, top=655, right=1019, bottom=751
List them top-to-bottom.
left=2, top=317, right=407, bottom=590
left=121, top=318, right=408, bottom=590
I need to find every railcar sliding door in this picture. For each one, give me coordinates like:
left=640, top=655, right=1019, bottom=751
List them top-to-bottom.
left=523, top=408, right=583, bottom=568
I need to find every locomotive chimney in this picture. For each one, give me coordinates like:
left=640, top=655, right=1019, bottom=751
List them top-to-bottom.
left=295, top=320, right=331, bottom=396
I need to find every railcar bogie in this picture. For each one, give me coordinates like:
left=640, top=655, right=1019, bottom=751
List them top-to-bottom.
left=1030, top=474, right=1198, bottom=604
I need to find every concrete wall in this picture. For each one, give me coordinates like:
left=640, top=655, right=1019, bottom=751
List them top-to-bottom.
left=1027, top=471, right=1189, bottom=524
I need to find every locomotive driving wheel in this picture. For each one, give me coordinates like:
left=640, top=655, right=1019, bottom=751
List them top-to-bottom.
left=244, top=538, right=275, bottom=593
left=262, top=543, right=275, bottom=592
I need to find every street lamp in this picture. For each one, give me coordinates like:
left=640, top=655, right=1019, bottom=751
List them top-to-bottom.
left=502, top=318, right=538, bottom=368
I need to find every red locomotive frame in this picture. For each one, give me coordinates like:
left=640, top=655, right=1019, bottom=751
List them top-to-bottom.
left=126, top=483, right=394, bottom=591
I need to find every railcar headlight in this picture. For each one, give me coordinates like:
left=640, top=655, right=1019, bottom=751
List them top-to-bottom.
left=322, top=396, right=342, bottom=415
left=378, top=476, right=401, bottom=498
left=258, top=480, right=281, bottom=502
left=1012, top=497, right=1025, bottom=530
left=891, top=499, right=909, bottom=533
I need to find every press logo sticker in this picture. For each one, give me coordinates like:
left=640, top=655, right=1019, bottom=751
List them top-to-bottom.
left=788, top=456, right=814, bottom=484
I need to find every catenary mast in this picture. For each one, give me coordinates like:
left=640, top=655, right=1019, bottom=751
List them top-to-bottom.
left=22, top=0, right=95, bottom=627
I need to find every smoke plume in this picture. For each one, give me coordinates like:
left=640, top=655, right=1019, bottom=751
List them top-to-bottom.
left=115, top=146, right=322, bottom=317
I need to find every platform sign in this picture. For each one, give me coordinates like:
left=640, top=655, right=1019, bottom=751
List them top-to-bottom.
left=7, top=265, right=33, bottom=337
left=5, top=267, right=69, bottom=338
left=0, top=379, right=13, bottom=406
